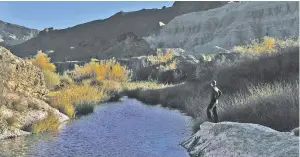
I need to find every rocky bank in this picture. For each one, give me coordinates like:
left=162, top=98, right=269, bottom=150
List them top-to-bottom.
left=0, top=46, right=68, bottom=140
left=181, top=122, right=299, bottom=157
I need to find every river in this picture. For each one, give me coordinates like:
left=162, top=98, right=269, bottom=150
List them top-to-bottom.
left=0, top=98, right=192, bottom=157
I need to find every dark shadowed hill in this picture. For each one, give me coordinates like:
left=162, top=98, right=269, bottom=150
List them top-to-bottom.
left=9, top=1, right=228, bottom=62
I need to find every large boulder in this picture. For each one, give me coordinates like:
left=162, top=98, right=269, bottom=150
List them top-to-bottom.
left=181, top=122, right=299, bottom=157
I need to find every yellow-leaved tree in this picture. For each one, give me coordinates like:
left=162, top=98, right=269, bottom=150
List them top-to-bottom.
left=29, top=50, right=56, bottom=72
left=29, top=51, right=60, bottom=89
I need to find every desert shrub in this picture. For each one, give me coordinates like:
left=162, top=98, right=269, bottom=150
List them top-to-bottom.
left=233, top=36, right=276, bottom=54
left=276, top=37, right=299, bottom=48
left=147, top=49, right=174, bottom=64
left=29, top=51, right=56, bottom=72
left=29, top=51, right=61, bottom=89
left=201, top=54, right=215, bottom=61
left=72, top=58, right=129, bottom=82
left=159, top=59, right=177, bottom=70
left=43, top=70, right=61, bottom=89
left=59, top=72, right=73, bottom=85
left=101, top=80, right=123, bottom=92
left=122, top=81, right=167, bottom=91
left=217, top=81, right=299, bottom=131
left=49, top=82, right=107, bottom=118
left=74, top=103, right=95, bottom=117
left=32, top=112, right=60, bottom=133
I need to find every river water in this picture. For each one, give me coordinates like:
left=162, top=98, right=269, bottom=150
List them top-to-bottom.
left=0, top=98, right=192, bottom=157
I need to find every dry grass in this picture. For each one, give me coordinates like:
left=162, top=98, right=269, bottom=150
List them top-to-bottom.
left=233, top=36, right=299, bottom=55
left=276, top=37, right=300, bottom=48
left=127, top=43, right=299, bottom=132
left=147, top=49, right=174, bottom=64
left=28, top=51, right=61, bottom=89
left=201, top=54, right=215, bottom=61
left=43, top=55, right=164, bottom=118
left=73, top=58, right=130, bottom=82
left=159, top=59, right=177, bottom=70
left=43, top=70, right=61, bottom=89
left=59, top=72, right=73, bottom=85
left=101, top=80, right=123, bottom=93
left=122, top=81, right=168, bottom=91
left=48, top=82, right=108, bottom=118
left=229, top=82, right=298, bottom=130
left=74, top=103, right=95, bottom=117
left=32, top=112, right=60, bottom=133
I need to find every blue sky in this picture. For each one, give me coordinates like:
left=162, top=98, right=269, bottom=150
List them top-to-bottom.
left=0, top=1, right=174, bottom=30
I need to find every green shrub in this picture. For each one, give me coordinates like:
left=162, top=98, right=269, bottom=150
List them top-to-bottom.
left=75, top=103, right=95, bottom=117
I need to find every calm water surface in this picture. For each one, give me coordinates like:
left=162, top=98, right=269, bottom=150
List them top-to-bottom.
left=0, top=98, right=192, bottom=157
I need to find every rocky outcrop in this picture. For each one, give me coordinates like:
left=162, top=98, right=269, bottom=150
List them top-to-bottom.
left=145, top=1, right=299, bottom=54
left=9, top=2, right=227, bottom=62
left=0, top=20, right=39, bottom=47
left=99, top=32, right=155, bottom=59
left=0, top=46, right=48, bottom=100
left=0, top=47, right=69, bottom=140
left=122, top=53, right=199, bottom=84
left=181, top=122, right=299, bottom=157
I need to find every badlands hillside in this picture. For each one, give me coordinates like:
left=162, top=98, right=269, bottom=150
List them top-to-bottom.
left=9, top=1, right=228, bottom=62
left=144, top=1, right=299, bottom=55
left=0, top=20, right=39, bottom=47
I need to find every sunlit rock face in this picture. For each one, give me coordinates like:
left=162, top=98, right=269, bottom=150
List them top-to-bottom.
left=144, top=2, right=299, bottom=55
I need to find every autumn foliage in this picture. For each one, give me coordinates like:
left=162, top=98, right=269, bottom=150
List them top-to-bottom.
left=233, top=36, right=276, bottom=54
left=147, top=49, right=174, bottom=64
left=29, top=51, right=56, bottom=72
left=29, top=51, right=60, bottom=89
left=74, top=58, right=129, bottom=82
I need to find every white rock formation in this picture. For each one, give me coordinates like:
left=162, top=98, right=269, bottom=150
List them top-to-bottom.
left=144, top=1, right=299, bottom=54
left=0, top=20, right=39, bottom=46
left=159, top=22, right=166, bottom=26
left=181, top=122, right=299, bottom=157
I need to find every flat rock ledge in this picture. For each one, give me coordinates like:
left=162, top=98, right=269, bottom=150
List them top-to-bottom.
left=181, top=122, right=299, bottom=157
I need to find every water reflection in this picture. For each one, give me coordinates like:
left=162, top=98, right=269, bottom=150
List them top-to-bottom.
left=0, top=98, right=192, bottom=157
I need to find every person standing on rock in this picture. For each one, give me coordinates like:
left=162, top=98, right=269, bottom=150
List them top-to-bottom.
left=207, top=80, right=222, bottom=123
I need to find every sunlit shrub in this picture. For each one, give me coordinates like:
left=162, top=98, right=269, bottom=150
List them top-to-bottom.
left=233, top=36, right=276, bottom=54
left=147, top=49, right=175, bottom=64
left=29, top=51, right=56, bottom=72
left=29, top=51, right=61, bottom=89
left=72, top=58, right=129, bottom=82
left=43, top=70, right=61, bottom=89
left=59, top=72, right=73, bottom=85
left=122, top=81, right=167, bottom=91
left=49, top=82, right=107, bottom=118
left=32, top=112, right=60, bottom=133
